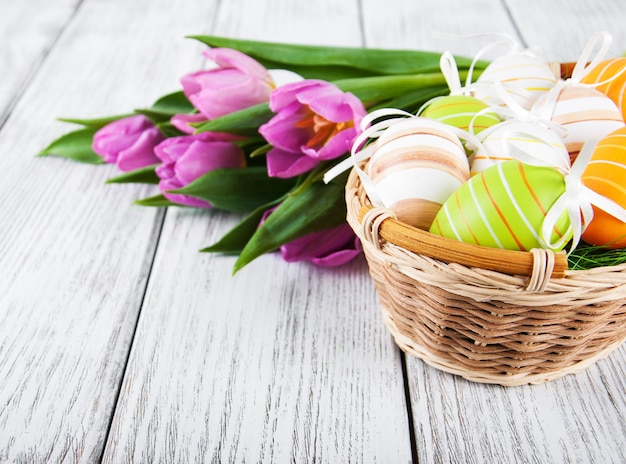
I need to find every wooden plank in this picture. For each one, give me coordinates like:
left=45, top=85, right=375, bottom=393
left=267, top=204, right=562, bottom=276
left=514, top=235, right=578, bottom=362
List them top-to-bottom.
left=0, top=0, right=218, bottom=462
left=0, top=0, right=81, bottom=123
left=101, top=0, right=413, bottom=461
left=360, top=0, right=626, bottom=462
left=361, top=0, right=517, bottom=56
left=506, top=0, right=626, bottom=60
left=102, top=212, right=411, bottom=462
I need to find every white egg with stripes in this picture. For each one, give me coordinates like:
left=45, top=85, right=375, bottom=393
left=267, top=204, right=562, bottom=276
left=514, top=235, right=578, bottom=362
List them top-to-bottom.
left=471, top=52, right=559, bottom=110
left=531, top=84, right=625, bottom=162
left=366, top=117, right=470, bottom=230
left=470, top=119, right=571, bottom=176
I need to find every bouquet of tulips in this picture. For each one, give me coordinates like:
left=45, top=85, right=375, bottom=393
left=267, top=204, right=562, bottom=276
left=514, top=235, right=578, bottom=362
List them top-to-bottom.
left=40, top=35, right=484, bottom=273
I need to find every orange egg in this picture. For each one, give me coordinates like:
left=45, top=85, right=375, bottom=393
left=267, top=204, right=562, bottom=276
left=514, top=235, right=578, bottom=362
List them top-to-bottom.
left=581, top=57, right=626, bottom=122
left=581, top=126, right=626, bottom=248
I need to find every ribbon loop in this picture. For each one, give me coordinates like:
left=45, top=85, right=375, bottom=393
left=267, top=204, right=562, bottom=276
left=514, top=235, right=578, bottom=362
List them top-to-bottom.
left=570, top=31, right=613, bottom=83
left=440, top=51, right=463, bottom=95
left=541, top=138, right=626, bottom=254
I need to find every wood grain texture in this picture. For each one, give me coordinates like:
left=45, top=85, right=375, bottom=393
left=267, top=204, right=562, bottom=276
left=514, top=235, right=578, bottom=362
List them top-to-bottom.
left=0, top=0, right=217, bottom=462
left=0, top=0, right=82, bottom=125
left=101, top=0, right=412, bottom=462
left=212, top=0, right=363, bottom=47
left=361, top=0, right=517, bottom=56
left=506, top=0, right=626, bottom=61
left=367, top=1, right=626, bottom=462
left=102, top=209, right=410, bottom=463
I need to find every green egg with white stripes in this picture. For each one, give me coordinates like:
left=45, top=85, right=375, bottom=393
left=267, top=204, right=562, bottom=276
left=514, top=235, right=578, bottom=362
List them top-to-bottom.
left=421, top=95, right=501, bottom=134
left=429, top=160, right=572, bottom=251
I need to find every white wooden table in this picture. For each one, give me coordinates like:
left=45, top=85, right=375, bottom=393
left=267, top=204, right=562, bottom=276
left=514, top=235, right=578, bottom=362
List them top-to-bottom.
left=1, top=1, right=625, bottom=462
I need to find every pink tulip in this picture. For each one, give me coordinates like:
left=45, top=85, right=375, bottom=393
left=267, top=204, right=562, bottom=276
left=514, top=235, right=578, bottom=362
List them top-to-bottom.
left=180, top=48, right=274, bottom=120
left=259, top=80, right=366, bottom=178
left=92, top=115, right=164, bottom=172
left=155, top=132, right=246, bottom=208
left=261, top=208, right=361, bottom=266
left=281, top=223, right=362, bottom=267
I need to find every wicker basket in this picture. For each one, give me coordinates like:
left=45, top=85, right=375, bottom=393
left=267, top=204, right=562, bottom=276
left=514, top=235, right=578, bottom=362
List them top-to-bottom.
left=346, top=168, right=626, bottom=386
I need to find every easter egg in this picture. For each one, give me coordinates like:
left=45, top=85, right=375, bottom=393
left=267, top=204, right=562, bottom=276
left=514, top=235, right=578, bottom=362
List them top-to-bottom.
left=472, top=52, right=559, bottom=110
left=581, top=57, right=626, bottom=122
left=531, top=85, right=625, bottom=161
left=420, top=95, right=501, bottom=134
left=367, top=117, right=470, bottom=230
left=470, top=120, right=570, bottom=176
left=581, top=126, right=626, bottom=248
left=429, top=160, right=572, bottom=251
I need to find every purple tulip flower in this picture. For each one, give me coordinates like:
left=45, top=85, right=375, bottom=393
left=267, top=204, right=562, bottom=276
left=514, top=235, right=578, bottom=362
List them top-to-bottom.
left=180, top=48, right=274, bottom=120
left=259, top=80, right=367, bottom=178
left=92, top=114, right=164, bottom=172
left=155, top=132, right=246, bottom=208
left=261, top=208, right=362, bottom=267
left=281, top=222, right=362, bottom=267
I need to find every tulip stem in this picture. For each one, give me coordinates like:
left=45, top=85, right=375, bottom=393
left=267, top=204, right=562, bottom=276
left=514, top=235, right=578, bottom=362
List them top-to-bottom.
left=333, top=70, right=480, bottom=104
left=249, top=143, right=272, bottom=158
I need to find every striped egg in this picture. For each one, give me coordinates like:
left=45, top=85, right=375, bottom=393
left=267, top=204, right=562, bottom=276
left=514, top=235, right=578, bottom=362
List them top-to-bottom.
left=472, top=52, right=559, bottom=110
left=581, top=57, right=626, bottom=122
left=531, top=85, right=625, bottom=162
left=420, top=95, right=501, bottom=134
left=367, top=117, right=470, bottom=230
left=470, top=120, right=570, bottom=176
left=581, top=126, right=626, bottom=248
left=429, top=160, right=572, bottom=251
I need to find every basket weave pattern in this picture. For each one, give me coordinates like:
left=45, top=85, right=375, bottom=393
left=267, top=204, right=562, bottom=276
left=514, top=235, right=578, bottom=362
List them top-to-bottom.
left=346, top=169, right=626, bottom=385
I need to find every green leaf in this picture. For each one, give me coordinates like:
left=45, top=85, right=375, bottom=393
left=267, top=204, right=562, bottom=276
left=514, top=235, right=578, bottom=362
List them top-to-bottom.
left=189, top=35, right=480, bottom=77
left=334, top=73, right=457, bottom=104
left=369, top=85, right=450, bottom=113
left=135, top=91, right=196, bottom=124
left=151, top=91, right=195, bottom=114
left=193, top=102, right=272, bottom=135
left=57, top=114, right=132, bottom=128
left=155, top=121, right=185, bottom=137
left=38, top=127, right=104, bottom=164
left=106, top=164, right=160, bottom=184
left=171, top=167, right=297, bottom=212
left=232, top=175, right=348, bottom=273
left=134, top=194, right=177, bottom=207
left=200, top=199, right=281, bottom=254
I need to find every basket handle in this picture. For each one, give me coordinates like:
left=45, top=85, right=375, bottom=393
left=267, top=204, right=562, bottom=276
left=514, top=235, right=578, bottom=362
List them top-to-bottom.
left=358, top=204, right=568, bottom=279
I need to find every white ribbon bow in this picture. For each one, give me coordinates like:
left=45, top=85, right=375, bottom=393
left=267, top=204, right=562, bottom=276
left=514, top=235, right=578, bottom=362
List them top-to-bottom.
left=532, top=31, right=620, bottom=122
left=542, top=139, right=626, bottom=253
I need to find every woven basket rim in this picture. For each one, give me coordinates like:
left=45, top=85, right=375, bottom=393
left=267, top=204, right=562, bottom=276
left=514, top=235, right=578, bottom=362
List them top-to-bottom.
left=346, top=167, right=626, bottom=301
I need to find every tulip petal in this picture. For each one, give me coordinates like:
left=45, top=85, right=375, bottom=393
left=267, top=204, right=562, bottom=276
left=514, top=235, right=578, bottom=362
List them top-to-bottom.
left=180, top=48, right=274, bottom=119
left=203, top=48, right=272, bottom=82
left=261, top=79, right=365, bottom=178
left=268, top=80, right=328, bottom=111
left=308, top=93, right=365, bottom=122
left=259, top=102, right=311, bottom=151
left=171, top=113, right=207, bottom=134
left=92, top=115, right=164, bottom=171
left=116, top=127, right=163, bottom=172
left=302, top=127, right=358, bottom=160
left=175, top=141, right=245, bottom=185
left=266, top=147, right=319, bottom=178
left=280, top=223, right=362, bottom=266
